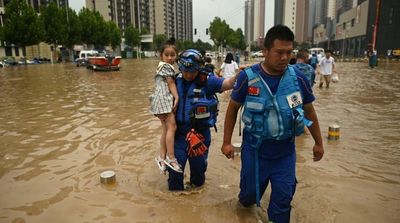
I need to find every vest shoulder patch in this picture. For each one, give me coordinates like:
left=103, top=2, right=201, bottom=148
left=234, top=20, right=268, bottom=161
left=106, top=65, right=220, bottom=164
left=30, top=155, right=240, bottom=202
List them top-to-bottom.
left=248, top=77, right=260, bottom=86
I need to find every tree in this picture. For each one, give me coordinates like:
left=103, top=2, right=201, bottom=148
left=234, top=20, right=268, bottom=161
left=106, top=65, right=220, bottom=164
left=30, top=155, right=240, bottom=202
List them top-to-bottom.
left=1, top=0, right=43, bottom=54
left=40, top=2, right=68, bottom=56
left=61, top=8, right=82, bottom=49
left=78, top=8, right=97, bottom=47
left=90, top=11, right=109, bottom=49
left=209, top=17, right=230, bottom=49
left=108, top=21, right=121, bottom=53
left=124, top=25, right=141, bottom=50
left=229, top=28, right=246, bottom=51
left=153, top=34, right=167, bottom=52
left=193, top=39, right=213, bottom=52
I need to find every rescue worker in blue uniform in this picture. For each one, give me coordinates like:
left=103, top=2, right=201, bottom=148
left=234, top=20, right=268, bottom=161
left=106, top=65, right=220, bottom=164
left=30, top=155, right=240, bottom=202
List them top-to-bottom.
left=221, top=25, right=324, bottom=223
left=168, top=49, right=238, bottom=190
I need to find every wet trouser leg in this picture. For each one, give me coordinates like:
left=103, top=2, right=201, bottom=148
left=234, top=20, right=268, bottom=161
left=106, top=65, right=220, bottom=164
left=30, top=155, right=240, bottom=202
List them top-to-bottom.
left=168, top=131, right=210, bottom=191
left=239, top=146, right=296, bottom=223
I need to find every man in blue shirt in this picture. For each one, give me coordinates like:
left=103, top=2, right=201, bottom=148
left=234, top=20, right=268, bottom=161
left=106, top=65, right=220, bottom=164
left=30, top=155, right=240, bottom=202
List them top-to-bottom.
left=221, top=25, right=324, bottom=223
left=294, top=49, right=316, bottom=87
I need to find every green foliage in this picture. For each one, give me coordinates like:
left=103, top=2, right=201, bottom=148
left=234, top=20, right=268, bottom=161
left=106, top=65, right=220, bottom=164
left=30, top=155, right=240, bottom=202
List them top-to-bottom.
left=2, top=0, right=43, bottom=46
left=40, top=2, right=67, bottom=45
left=61, top=8, right=82, bottom=48
left=78, top=8, right=98, bottom=45
left=93, top=12, right=110, bottom=48
left=209, top=17, right=246, bottom=50
left=209, top=17, right=230, bottom=47
left=108, top=21, right=121, bottom=50
left=124, top=25, right=141, bottom=49
left=140, top=27, right=149, bottom=34
left=230, top=28, right=246, bottom=51
left=153, top=34, right=167, bottom=51
left=193, top=39, right=213, bottom=52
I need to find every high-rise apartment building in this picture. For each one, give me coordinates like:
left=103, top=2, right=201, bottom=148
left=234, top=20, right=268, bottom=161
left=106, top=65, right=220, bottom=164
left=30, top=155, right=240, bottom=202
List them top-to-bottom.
left=86, top=0, right=192, bottom=41
left=244, top=0, right=265, bottom=45
left=244, top=0, right=254, bottom=44
left=253, top=0, right=265, bottom=43
left=274, top=0, right=310, bottom=43
left=274, top=0, right=284, bottom=25
left=283, top=0, right=296, bottom=32
left=295, top=0, right=309, bottom=43
left=315, top=0, right=327, bottom=25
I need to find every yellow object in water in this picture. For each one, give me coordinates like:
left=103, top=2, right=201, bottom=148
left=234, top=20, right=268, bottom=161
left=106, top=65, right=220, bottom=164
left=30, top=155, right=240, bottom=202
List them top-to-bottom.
left=328, top=124, right=340, bottom=140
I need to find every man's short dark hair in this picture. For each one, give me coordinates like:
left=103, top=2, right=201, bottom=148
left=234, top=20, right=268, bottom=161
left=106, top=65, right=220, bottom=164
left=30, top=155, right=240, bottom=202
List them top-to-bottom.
left=263, top=25, right=294, bottom=49
left=296, top=48, right=309, bottom=59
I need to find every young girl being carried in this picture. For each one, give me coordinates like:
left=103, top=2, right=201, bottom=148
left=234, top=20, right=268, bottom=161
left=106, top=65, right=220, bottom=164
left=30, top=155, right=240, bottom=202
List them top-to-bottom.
left=149, top=38, right=182, bottom=173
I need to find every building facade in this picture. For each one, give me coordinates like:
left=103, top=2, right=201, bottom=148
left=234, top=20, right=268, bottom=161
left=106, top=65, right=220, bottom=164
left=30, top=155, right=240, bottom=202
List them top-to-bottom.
left=86, top=0, right=193, bottom=41
left=244, top=0, right=254, bottom=44
left=245, top=0, right=265, bottom=46
left=274, top=0, right=310, bottom=43
left=313, top=0, right=400, bottom=57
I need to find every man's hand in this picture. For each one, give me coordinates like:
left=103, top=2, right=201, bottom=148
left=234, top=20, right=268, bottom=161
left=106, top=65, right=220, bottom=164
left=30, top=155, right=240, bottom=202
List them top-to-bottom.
left=221, top=143, right=235, bottom=160
left=313, top=144, right=324, bottom=161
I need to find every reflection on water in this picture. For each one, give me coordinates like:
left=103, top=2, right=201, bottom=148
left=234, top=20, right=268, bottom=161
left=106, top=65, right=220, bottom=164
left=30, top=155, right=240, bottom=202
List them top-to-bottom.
left=0, top=60, right=399, bottom=223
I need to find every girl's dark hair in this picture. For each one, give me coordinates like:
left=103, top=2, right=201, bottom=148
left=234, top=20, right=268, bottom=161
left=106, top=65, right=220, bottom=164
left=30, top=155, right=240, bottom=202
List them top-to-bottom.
left=263, top=25, right=294, bottom=50
left=160, top=37, right=178, bottom=54
left=224, top=52, right=234, bottom=63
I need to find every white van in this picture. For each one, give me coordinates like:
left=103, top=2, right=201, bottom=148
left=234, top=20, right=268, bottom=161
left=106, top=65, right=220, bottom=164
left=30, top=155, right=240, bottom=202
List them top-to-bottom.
left=309, top=48, right=325, bottom=56
left=76, top=50, right=98, bottom=67
left=78, top=50, right=98, bottom=60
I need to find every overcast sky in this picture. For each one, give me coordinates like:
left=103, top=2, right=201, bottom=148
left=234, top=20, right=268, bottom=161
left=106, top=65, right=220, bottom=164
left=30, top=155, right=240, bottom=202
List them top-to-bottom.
left=69, top=0, right=274, bottom=43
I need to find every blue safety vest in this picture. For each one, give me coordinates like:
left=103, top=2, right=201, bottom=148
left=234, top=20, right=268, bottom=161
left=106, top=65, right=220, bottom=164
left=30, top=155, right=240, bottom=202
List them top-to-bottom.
left=310, top=56, right=318, bottom=66
left=242, top=66, right=309, bottom=141
left=176, top=74, right=219, bottom=130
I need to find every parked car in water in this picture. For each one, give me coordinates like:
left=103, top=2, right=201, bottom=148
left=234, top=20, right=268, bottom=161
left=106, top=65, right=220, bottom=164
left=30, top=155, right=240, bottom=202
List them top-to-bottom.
left=251, top=50, right=264, bottom=58
left=3, top=57, right=18, bottom=66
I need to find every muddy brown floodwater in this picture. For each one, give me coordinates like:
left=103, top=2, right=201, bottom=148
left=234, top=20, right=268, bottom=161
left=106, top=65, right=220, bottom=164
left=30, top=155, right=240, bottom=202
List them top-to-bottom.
left=0, top=59, right=399, bottom=223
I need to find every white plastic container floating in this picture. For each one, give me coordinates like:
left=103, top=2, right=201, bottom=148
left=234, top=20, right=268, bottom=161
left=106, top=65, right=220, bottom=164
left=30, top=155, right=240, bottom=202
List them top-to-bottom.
left=232, top=142, right=242, bottom=154
left=100, top=170, right=116, bottom=184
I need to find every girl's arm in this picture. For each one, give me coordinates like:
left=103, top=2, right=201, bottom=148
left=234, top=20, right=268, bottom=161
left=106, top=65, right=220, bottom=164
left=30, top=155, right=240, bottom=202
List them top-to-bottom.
left=166, top=77, right=179, bottom=112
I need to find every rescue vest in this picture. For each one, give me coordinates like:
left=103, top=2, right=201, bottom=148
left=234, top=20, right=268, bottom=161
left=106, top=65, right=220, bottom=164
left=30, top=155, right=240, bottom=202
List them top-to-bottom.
left=310, top=56, right=318, bottom=66
left=242, top=66, right=308, bottom=140
left=176, top=72, right=219, bottom=130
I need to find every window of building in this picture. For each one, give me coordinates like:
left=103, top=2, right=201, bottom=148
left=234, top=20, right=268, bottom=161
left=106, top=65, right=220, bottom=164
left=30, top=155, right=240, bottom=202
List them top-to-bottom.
left=351, top=19, right=355, bottom=27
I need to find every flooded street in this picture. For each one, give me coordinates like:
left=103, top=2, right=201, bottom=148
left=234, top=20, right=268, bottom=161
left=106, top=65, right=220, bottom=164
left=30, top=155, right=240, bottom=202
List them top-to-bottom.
left=0, top=59, right=399, bottom=223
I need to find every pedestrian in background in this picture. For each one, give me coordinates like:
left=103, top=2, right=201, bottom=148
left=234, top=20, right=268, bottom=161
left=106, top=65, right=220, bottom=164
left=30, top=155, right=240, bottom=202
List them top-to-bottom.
left=294, top=49, right=316, bottom=87
left=318, top=50, right=337, bottom=88
left=218, top=52, right=239, bottom=78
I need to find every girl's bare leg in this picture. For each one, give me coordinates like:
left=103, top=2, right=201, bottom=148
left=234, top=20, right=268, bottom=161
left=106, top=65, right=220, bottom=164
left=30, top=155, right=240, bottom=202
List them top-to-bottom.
left=165, top=112, right=177, bottom=159
left=159, top=120, right=167, bottom=159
